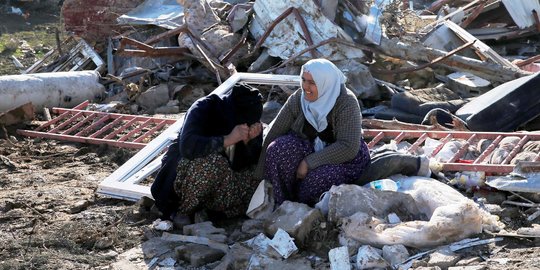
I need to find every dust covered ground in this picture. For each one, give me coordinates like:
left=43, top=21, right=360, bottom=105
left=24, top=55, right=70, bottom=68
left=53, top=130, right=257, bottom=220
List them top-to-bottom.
left=1, top=2, right=540, bottom=270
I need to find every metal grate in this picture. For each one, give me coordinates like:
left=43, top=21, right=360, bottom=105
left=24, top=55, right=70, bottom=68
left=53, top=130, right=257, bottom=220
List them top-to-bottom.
left=17, top=101, right=177, bottom=149
left=364, top=129, right=540, bottom=174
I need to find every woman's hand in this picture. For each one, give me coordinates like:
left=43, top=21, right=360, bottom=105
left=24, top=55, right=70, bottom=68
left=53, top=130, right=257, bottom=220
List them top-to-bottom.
left=247, top=122, right=262, bottom=141
left=224, top=124, right=249, bottom=147
left=296, top=159, right=308, bottom=180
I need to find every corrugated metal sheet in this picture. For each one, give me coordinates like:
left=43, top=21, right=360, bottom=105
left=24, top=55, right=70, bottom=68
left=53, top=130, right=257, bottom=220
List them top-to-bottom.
left=249, top=0, right=365, bottom=61
left=502, top=0, right=540, bottom=29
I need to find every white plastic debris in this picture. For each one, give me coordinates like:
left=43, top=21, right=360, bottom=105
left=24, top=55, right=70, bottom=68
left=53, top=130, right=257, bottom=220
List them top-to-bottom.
left=340, top=177, right=502, bottom=248
left=152, top=219, right=173, bottom=231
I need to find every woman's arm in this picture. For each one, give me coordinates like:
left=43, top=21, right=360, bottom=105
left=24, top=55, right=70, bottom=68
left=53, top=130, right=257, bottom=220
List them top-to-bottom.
left=254, top=90, right=301, bottom=178
left=179, top=96, right=226, bottom=159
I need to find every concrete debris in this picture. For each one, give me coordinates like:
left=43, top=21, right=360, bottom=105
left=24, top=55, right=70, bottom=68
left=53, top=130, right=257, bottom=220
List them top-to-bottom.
left=5, top=0, right=540, bottom=269
left=264, top=201, right=323, bottom=245
left=183, top=221, right=227, bottom=243
left=269, top=228, right=298, bottom=259
left=175, top=243, right=226, bottom=267
left=382, top=244, right=410, bottom=266
left=356, top=245, right=388, bottom=269
left=328, top=246, right=351, bottom=270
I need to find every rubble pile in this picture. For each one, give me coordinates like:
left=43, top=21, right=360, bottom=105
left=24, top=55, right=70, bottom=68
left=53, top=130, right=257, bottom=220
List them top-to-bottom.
left=2, top=0, right=540, bottom=269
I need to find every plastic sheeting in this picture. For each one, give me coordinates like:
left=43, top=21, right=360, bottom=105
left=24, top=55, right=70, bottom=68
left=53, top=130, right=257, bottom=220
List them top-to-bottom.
left=117, top=0, right=184, bottom=30
left=502, top=0, right=540, bottom=29
left=339, top=177, right=502, bottom=248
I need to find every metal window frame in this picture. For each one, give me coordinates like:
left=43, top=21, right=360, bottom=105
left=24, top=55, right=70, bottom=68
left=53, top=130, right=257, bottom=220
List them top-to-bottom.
left=97, top=73, right=301, bottom=201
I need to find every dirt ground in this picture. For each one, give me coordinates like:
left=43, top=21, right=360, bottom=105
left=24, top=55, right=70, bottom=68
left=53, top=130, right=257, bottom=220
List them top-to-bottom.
left=1, top=2, right=540, bottom=270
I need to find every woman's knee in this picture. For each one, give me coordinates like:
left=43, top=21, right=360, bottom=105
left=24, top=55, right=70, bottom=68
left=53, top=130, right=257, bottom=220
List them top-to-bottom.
left=267, top=134, right=306, bottom=157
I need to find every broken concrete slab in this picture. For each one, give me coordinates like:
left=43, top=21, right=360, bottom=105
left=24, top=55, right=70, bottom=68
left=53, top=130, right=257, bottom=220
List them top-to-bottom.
left=446, top=72, right=491, bottom=98
left=136, top=84, right=170, bottom=112
left=340, top=177, right=502, bottom=248
left=246, top=179, right=274, bottom=219
left=264, top=201, right=323, bottom=245
left=183, top=221, right=227, bottom=243
left=269, top=229, right=298, bottom=259
left=161, top=232, right=229, bottom=252
left=213, top=242, right=254, bottom=270
left=175, top=243, right=226, bottom=267
left=382, top=244, right=409, bottom=266
left=356, top=245, right=389, bottom=269
left=328, top=246, right=351, bottom=270
left=428, top=248, right=462, bottom=270
left=246, top=253, right=313, bottom=270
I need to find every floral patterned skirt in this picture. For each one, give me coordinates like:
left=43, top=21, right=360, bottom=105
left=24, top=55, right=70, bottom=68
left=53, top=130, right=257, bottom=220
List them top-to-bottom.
left=264, top=133, right=370, bottom=206
left=174, top=153, right=259, bottom=217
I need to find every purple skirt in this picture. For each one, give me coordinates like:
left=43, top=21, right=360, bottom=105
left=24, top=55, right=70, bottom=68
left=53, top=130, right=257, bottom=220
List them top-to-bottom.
left=264, top=133, right=370, bottom=206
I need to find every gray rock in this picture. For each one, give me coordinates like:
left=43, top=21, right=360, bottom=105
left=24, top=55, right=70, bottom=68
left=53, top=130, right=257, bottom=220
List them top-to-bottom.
left=136, top=84, right=169, bottom=112
left=327, top=184, right=421, bottom=223
left=69, top=200, right=91, bottom=214
left=264, top=201, right=323, bottom=245
left=183, top=221, right=227, bottom=243
left=175, top=243, right=226, bottom=267
left=214, top=243, right=254, bottom=270
left=382, top=244, right=409, bottom=266
left=355, top=245, right=388, bottom=269
left=428, top=248, right=462, bottom=270
left=247, top=253, right=313, bottom=270
left=455, top=257, right=483, bottom=266
left=448, top=266, right=486, bottom=270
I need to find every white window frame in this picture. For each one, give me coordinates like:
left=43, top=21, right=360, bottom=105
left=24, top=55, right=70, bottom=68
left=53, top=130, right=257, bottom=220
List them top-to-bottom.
left=97, top=72, right=300, bottom=201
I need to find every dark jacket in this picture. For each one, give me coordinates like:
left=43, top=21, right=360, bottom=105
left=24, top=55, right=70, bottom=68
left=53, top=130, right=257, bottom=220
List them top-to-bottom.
left=151, top=91, right=262, bottom=219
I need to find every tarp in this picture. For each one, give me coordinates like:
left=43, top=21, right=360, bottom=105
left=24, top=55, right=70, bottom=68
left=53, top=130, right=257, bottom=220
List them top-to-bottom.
left=117, top=0, right=184, bottom=30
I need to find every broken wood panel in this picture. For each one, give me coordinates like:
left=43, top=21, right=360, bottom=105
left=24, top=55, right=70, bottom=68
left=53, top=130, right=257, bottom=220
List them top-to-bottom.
left=444, top=20, right=516, bottom=68
left=377, top=37, right=531, bottom=83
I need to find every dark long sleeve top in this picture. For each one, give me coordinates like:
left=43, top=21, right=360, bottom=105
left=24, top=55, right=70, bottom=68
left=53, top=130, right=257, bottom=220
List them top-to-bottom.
left=179, top=93, right=262, bottom=171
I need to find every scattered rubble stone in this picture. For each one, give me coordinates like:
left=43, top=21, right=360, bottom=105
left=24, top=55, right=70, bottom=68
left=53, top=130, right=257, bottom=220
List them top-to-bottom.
left=264, top=201, right=323, bottom=245
left=175, top=243, right=226, bottom=267
left=428, top=248, right=462, bottom=270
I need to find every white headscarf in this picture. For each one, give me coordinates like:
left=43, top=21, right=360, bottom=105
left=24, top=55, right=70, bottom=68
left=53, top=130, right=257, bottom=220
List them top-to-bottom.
left=300, top=59, right=346, bottom=151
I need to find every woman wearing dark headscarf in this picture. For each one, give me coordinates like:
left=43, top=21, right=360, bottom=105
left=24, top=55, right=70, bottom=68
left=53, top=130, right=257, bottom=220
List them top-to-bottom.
left=255, top=59, right=370, bottom=206
left=151, top=83, right=264, bottom=219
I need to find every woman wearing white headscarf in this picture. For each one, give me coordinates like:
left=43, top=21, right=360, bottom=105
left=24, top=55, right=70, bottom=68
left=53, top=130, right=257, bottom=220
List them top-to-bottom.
left=255, top=59, right=370, bottom=206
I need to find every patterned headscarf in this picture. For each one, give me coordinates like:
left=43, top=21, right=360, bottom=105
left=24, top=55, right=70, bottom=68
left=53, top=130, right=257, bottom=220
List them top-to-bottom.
left=300, top=59, right=346, bottom=151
